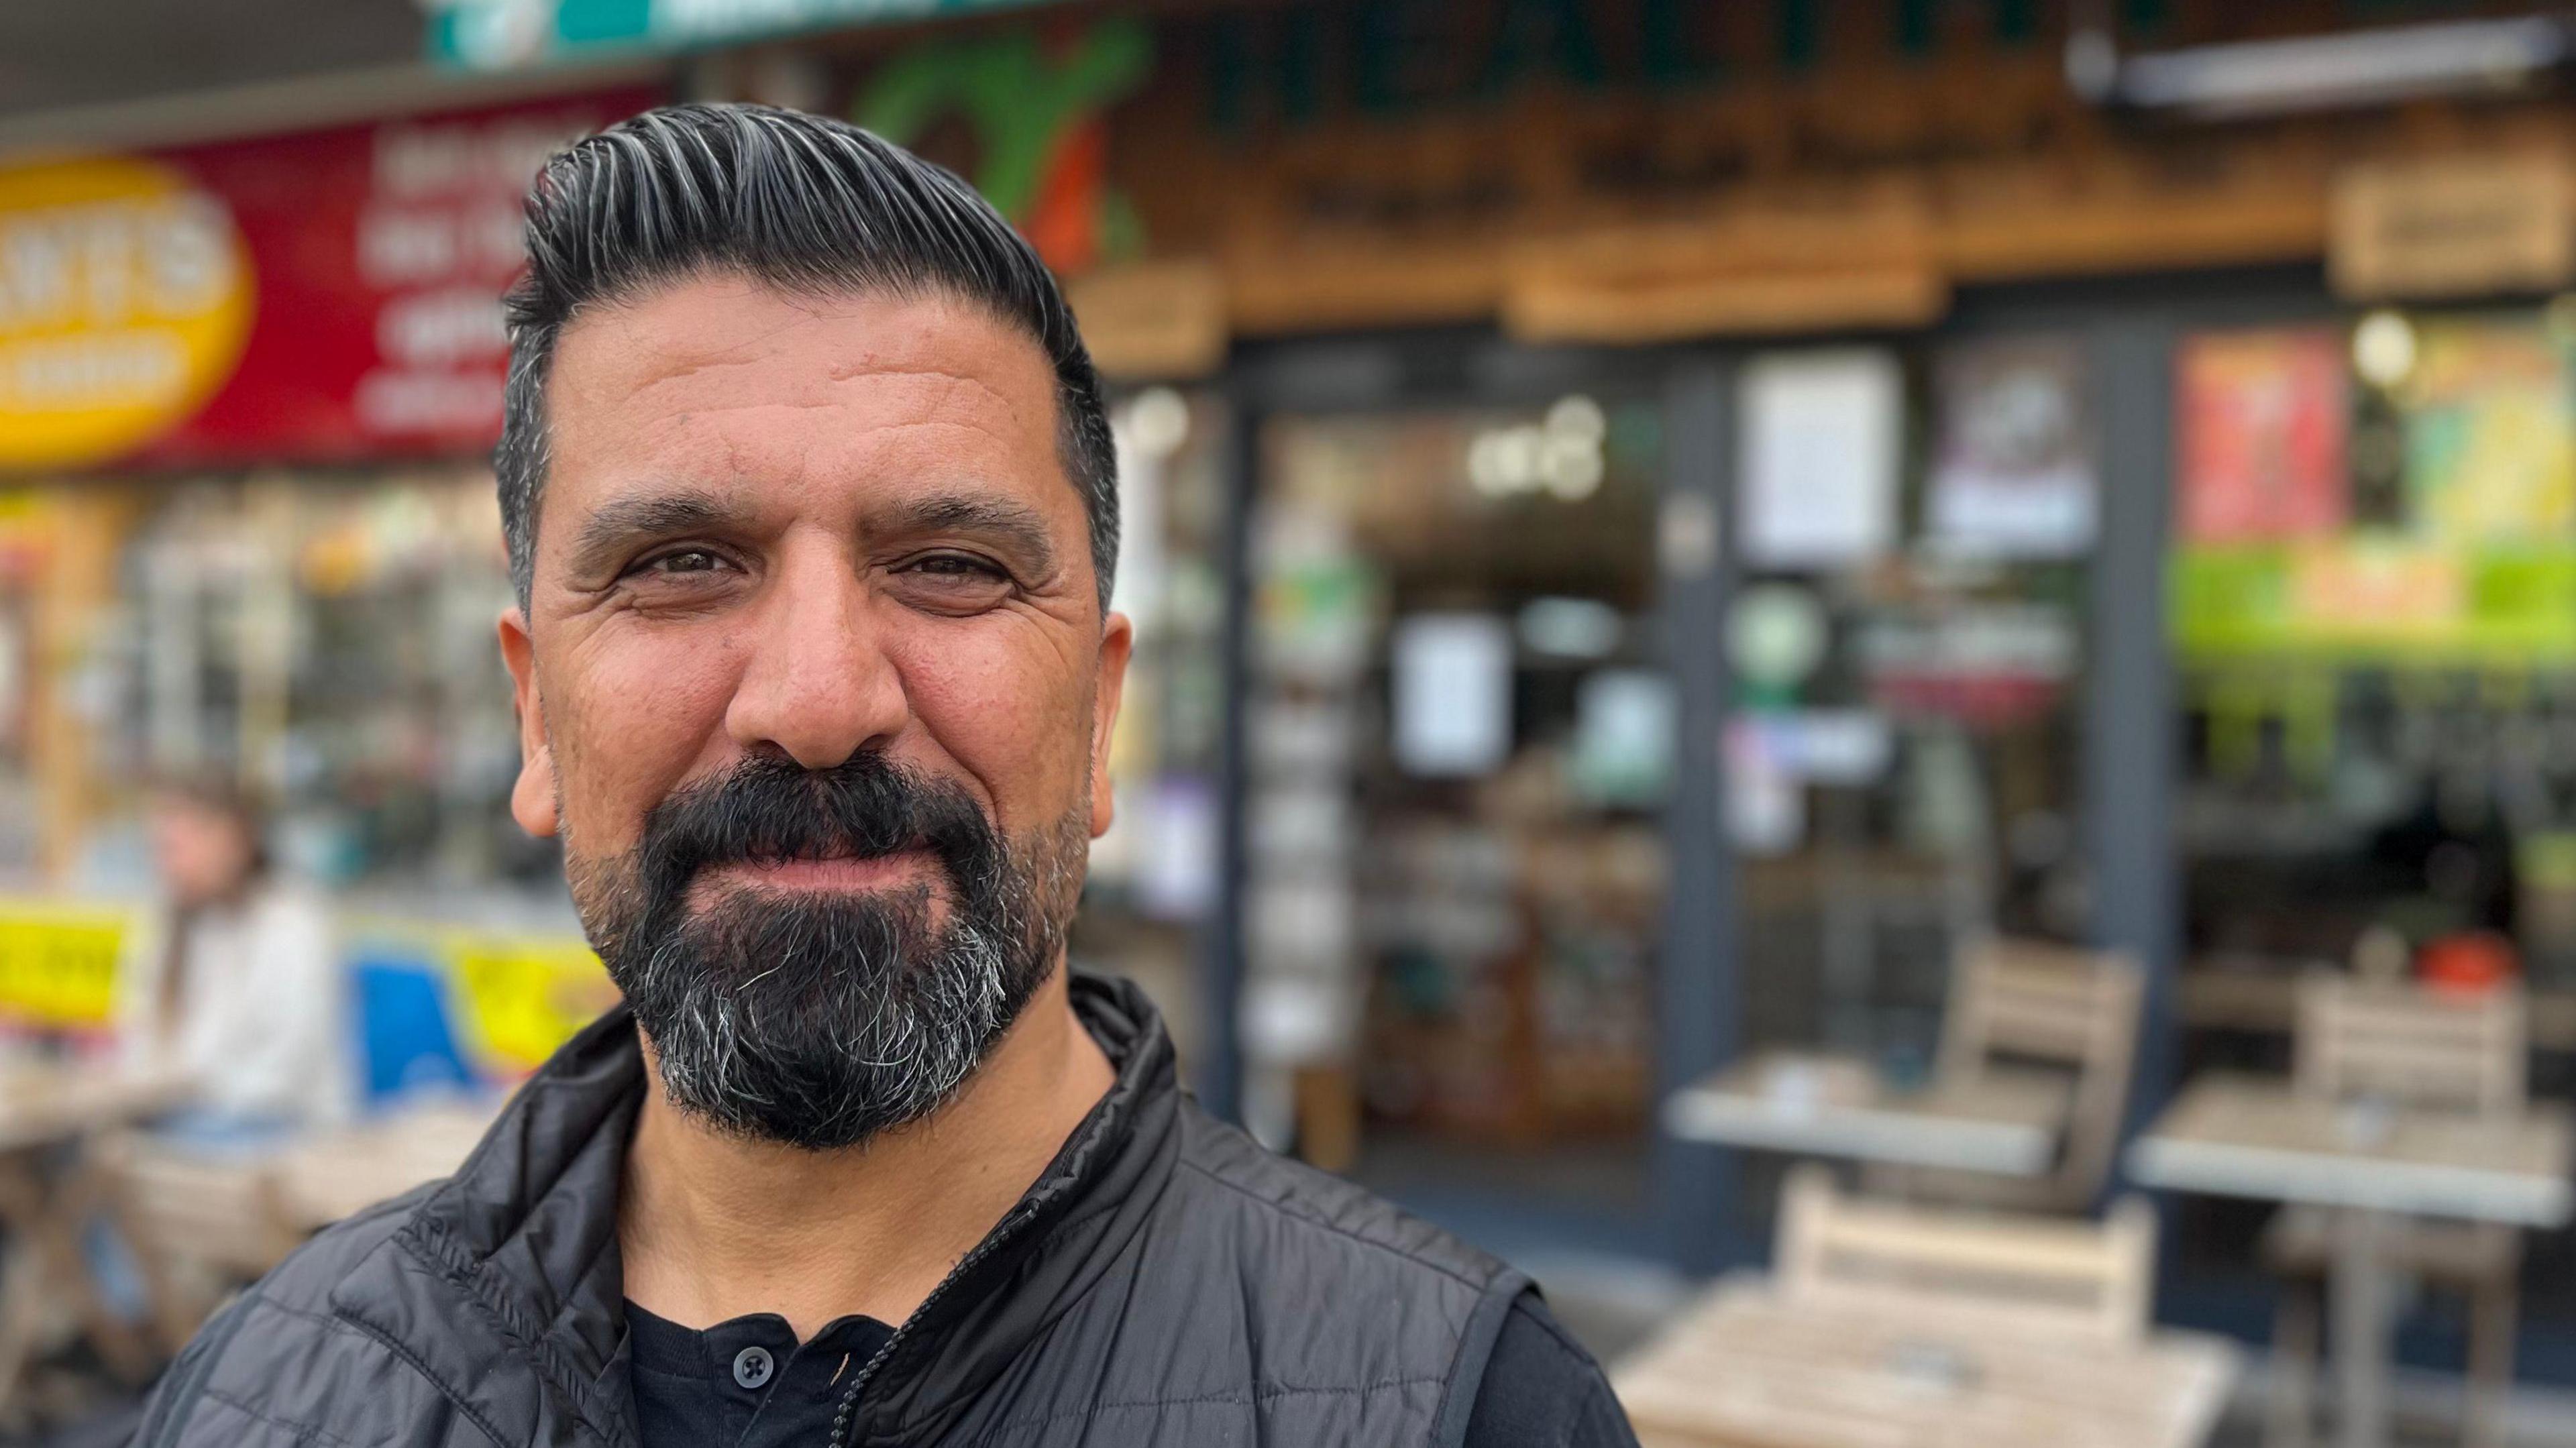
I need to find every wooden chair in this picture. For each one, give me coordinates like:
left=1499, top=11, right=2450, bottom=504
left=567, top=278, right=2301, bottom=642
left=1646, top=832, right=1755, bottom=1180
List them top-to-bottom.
left=1874, top=936, right=2145, bottom=1214
left=2292, top=972, right=2524, bottom=1114
left=2266, top=974, right=2528, bottom=1448
left=93, top=1132, right=305, bottom=1353
left=1777, top=1162, right=2159, bottom=1345
left=1619, top=1170, right=2228, bottom=1448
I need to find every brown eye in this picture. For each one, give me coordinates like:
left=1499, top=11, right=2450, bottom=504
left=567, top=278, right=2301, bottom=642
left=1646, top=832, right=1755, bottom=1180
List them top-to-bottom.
left=618, top=548, right=741, bottom=603
left=625, top=548, right=735, bottom=582
left=649, top=549, right=724, bottom=575
left=890, top=553, right=1013, bottom=612
left=910, top=555, right=1004, bottom=581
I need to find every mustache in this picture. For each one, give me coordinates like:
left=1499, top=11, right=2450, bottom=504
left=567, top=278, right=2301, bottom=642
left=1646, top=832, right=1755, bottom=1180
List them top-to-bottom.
left=634, top=752, right=1000, bottom=903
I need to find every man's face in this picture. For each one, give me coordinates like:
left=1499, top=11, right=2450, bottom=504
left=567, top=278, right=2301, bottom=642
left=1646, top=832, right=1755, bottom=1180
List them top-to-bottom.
left=498, top=276, right=1130, bottom=1147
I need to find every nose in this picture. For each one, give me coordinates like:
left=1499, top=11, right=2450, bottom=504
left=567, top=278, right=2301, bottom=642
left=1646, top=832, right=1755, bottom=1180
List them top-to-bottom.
left=724, top=538, right=909, bottom=770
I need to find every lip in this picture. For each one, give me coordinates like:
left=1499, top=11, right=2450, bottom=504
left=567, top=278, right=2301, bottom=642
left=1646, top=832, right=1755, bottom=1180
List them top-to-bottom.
left=703, top=846, right=939, bottom=894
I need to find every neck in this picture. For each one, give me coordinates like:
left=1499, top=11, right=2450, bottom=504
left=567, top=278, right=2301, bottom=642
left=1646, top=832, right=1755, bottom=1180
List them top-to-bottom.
left=617, top=964, right=1116, bottom=1339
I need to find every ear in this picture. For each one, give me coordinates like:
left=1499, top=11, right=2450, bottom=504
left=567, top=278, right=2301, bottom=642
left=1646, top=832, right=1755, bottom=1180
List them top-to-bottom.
left=497, top=606, right=560, bottom=839
left=1088, top=610, right=1134, bottom=839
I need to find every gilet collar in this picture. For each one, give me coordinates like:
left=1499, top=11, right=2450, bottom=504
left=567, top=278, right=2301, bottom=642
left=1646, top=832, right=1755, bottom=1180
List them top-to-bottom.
left=329, top=972, right=1185, bottom=1448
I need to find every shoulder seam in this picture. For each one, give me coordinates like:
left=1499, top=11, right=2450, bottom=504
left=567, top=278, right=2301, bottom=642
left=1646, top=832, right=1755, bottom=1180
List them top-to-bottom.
left=1177, top=1158, right=1489, bottom=1291
left=242, top=1294, right=366, bottom=1335
left=334, top=1308, right=517, bottom=1448
left=196, top=1386, right=362, bottom=1448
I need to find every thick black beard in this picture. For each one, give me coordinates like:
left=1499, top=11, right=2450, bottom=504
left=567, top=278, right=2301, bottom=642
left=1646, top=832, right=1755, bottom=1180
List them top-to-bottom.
left=571, top=752, right=1077, bottom=1150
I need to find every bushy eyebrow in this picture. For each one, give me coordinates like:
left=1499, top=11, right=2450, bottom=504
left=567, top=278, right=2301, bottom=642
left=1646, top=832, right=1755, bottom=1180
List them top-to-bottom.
left=559, top=486, right=1062, bottom=583
left=564, top=488, right=751, bottom=581
left=884, top=492, right=1059, bottom=576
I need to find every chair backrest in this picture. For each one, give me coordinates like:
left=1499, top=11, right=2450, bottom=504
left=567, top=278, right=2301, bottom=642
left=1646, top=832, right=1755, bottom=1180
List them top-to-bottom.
left=1937, top=936, right=2143, bottom=1205
left=1939, top=937, right=2137, bottom=1072
left=2294, top=973, right=2525, bottom=1115
left=1774, top=1164, right=2157, bottom=1345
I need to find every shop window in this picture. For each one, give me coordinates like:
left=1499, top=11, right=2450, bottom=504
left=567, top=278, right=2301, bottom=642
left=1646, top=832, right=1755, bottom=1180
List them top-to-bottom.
left=2171, top=304, right=2576, bottom=1339
left=1724, top=337, right=2096, bottom=1230
left=1242, top=390, right=1668, bottom=1215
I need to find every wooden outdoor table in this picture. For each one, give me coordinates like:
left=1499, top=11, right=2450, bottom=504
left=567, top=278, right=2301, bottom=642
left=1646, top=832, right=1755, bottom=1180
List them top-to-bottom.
left=1664, top=1051, right=2070, bottom=1178
left=0, top=1062, right=194, bottom=1407
left=0, top=1063, right=191, bottom=1156
left=2127, top=1074, right=2575, bottom=1448
left=272, top=1100, right=498, bottom=1231
left=1615, top=1279, right=2239, bottom=1448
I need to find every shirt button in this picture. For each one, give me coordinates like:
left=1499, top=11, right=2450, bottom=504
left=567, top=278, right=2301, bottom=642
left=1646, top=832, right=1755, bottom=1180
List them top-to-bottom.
left=733, top=1345, right=774, bottom=1390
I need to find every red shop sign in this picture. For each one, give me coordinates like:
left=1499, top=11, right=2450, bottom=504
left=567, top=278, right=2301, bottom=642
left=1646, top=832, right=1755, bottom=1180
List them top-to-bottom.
left=0, top=87, right=663, bottom=476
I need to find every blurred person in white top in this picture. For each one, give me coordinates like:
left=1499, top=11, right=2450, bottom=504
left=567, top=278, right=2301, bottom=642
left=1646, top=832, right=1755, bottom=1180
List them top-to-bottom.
left=113, top=781, right=352, bottom=1135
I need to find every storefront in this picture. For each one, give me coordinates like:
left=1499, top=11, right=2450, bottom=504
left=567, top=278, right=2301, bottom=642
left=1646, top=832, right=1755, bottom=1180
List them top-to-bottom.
left=17, top=0, right=2576, bottom=1374
left=712, top=0, right=2576, bottom=1363
left=0, top=84, right=663, bottom=1078
left=0, top=85, right=659, bottom=891
left=2156, top=282, right=2576, bottom=1372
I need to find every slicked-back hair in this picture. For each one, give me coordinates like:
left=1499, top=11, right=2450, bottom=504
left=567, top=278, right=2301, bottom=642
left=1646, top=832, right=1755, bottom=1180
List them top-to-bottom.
left=496, top=103, right=1118, bottom=613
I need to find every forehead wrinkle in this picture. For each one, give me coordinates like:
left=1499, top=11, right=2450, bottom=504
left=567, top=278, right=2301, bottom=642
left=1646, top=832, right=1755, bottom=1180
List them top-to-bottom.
left=578, top=272, right=1034, bottom=380
left=568, top=288, right=1040, bottom=412
left=557, top=302, right=807, bottom=402
left=616, top=363, right=1037, bottom=433
left=902, top=366, right=1033, bottom=435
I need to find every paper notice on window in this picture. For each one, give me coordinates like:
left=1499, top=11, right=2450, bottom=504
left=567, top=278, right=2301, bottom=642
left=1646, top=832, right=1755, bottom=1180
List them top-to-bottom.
left=2177, top=328, right=2349, bottom=545
left=1927, top=336, right=2096, bottom=558
left=1739, top=349, right=1903, bottom=569
left=1391, top=613, right=1513, bottom=777
left=1572, top=669, right=1674, bottom=807
left=1723, top=718, right=1806, bottom=855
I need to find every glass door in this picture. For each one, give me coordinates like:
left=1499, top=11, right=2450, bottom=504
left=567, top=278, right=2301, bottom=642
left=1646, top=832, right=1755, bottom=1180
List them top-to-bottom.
left=1720, top=338, right=2097, bottom=1233
left=1238, top=374, right=1671, bottom=1227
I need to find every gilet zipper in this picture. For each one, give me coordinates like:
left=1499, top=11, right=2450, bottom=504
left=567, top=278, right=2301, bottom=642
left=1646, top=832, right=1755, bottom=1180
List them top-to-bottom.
left=822, top=1191, right=1048, bottom=1447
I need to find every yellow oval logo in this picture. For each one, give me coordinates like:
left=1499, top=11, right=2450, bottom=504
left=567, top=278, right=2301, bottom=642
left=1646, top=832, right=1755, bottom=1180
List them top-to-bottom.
left=0, top=154, right=254, bottom=471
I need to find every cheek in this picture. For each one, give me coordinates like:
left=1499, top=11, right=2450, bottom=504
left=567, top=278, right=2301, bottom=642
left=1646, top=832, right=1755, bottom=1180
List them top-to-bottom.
left=889, top=622, right=1093, bottom=831
left=547, top=628, right=741, bottom=851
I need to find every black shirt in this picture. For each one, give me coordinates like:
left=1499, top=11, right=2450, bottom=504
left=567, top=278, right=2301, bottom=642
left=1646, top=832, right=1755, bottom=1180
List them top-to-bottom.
left=627, top=1290, right=1635, bottom=1448
left=627, top=1300, right=894, bottom=1447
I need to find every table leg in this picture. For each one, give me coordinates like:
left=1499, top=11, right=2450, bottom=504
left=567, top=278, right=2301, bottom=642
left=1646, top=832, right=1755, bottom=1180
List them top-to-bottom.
left=0, top=1147, right=160, bottom=1415
left=0, top=1156, right=54, bottom=1414
left=48, top=1158, right=160, bottom=1382
left=2332, top=1207, right=2393, bottom=1448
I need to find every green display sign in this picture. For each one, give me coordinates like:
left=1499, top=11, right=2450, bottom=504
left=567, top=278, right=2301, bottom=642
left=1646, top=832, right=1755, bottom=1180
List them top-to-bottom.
left=425, top=0, right=1061, bottom=70
left=2172, top=540, right=2576, bottom=665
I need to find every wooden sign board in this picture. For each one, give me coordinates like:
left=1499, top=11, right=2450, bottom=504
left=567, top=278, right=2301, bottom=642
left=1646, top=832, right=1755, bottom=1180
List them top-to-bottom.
left=2331, top=155, right=2576, bottom=301
left=1503, top=203, right=1949, bottom=343
left=1066, top=258, right=1228, bottom=381
left=1505, top=261, right=1949, bottom=343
